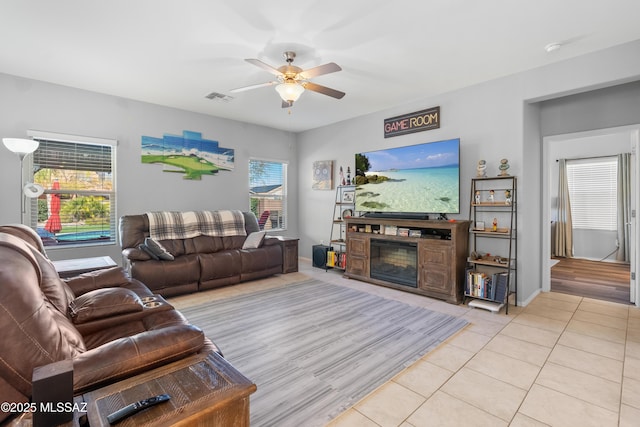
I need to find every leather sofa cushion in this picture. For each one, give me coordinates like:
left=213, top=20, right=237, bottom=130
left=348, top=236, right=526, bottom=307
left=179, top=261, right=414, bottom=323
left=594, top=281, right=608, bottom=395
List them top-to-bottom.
left=189, top=235, right=224, bottom=254
left=223, top=235, right=246, bottom=250
left=0, top=236, right=86, bottom=397
left=160, top=238, right=185, bottom=256
left=240, top=243, right=283, bottom=272
left=199, top=250, right=242, bottom=281
left=38, top=254, right=76, bottom=314
left=131, top=254, right=200, bottom=292
left=63, top=267, right=132, bottom=297
left=69, top=288, right=143, bottom=324
left=73, top=324, right=205, bottom=393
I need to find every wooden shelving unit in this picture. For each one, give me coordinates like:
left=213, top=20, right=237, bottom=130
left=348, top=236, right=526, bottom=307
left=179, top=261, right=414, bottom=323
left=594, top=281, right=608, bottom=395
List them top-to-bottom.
left=467, top=176, right=517, bottom=313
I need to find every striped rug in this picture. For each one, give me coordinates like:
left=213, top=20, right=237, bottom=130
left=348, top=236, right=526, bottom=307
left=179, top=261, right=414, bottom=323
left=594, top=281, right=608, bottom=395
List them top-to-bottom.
left=180, top=279, right=468, bottom=427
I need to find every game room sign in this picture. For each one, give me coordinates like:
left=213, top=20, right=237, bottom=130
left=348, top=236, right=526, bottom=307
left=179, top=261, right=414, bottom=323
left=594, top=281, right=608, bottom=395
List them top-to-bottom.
left=383, top=106, right=440, bottom=138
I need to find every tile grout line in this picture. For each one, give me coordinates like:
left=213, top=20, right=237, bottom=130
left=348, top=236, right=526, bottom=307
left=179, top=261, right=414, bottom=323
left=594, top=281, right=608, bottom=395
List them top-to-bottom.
left=502, top=294, right=580, bottom=425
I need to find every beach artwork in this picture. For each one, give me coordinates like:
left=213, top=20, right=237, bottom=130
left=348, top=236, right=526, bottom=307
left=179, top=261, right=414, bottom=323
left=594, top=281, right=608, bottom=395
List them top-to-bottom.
left=141, top=130, right=234, bottom=180
left=355, top=138, right=460, bottom=214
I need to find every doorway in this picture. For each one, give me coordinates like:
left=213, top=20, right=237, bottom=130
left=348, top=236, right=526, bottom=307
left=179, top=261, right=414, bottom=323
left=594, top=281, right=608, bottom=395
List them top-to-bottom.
left=542, top=126, right=638, bottom=305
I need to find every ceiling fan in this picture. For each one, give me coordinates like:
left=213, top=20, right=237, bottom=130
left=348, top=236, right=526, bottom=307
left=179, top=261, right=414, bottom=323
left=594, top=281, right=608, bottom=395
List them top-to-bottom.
left=230, top=51, right=345, bottom=108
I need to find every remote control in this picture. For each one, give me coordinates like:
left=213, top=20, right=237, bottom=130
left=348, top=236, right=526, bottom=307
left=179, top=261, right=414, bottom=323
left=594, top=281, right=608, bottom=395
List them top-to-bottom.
left=107, top=394, right=171, bottom=424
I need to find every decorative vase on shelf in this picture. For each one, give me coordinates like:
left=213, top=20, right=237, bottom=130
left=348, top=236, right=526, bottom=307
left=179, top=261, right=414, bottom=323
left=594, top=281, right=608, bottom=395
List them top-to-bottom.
left=498, top=158, right=510, bottom=176
left=476, top=160, right=487, bottom=177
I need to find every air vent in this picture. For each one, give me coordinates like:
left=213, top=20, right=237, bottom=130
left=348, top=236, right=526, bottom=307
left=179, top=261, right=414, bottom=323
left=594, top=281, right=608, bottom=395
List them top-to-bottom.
left=205, top=92, right=234, bottom=102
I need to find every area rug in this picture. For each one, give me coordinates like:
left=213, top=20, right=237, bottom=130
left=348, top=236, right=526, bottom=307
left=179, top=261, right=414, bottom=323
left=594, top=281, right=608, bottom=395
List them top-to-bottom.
left=180, top=279, right=468, bottom=427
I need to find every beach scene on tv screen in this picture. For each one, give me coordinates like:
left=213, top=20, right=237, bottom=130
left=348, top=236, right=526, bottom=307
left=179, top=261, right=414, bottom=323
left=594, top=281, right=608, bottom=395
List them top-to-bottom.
left=355, top=138, right=460, bottom=214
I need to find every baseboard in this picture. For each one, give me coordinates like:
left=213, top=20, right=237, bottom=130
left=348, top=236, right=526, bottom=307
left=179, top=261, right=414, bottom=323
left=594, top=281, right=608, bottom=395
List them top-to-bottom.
left=519, top=288, right=541, bottom=307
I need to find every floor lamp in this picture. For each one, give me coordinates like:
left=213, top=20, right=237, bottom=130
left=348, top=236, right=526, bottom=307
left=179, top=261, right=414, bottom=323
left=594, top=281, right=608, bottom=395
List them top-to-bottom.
left=2, top=138, right=40, bottom=223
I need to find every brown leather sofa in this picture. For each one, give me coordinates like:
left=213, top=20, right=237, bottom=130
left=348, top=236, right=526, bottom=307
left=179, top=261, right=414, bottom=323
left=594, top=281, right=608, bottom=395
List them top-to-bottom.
left=120, top=211, right=283, bottom=297
left=0, top=225, right=218, bottom=424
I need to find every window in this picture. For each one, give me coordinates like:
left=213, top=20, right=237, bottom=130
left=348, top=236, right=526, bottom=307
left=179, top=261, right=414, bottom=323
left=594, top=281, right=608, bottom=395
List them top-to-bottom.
left=27, top=131, right=117, bottom=247
left=566, top=157, right=617, bottom=231
left=249, top=159, right=287, bottom=231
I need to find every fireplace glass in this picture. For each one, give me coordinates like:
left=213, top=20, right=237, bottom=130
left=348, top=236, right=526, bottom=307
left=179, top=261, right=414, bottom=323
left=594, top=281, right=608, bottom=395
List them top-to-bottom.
left=370, top=239, right=417, bottom=287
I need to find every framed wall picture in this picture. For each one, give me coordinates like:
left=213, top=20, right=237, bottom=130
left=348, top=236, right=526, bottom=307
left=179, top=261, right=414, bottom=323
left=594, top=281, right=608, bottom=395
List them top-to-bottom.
left=312, top=160, right=334, bottom=190
left=342, top=190, right=355, bottom=203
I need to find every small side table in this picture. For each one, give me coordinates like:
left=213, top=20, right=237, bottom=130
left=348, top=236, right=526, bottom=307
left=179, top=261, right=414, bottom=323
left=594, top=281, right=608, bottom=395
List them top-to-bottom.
left=276, top=237, right=299, bottom=273
left=52, top=256, right=117, bottom=278
left=82, top=352, right=256, bottom=426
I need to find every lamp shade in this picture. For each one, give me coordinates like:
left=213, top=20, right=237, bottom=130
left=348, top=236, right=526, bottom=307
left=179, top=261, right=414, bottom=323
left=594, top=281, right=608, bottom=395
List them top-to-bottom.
left=275, top=82, right=304, bottom=102
left=3, top=138, right=39, bottom=155
left=23, top=183, right=45, bottom=198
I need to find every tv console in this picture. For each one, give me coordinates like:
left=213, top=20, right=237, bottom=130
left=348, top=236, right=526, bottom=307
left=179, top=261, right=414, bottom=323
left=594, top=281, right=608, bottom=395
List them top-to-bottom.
left=344, top=217, right=470, bottom=304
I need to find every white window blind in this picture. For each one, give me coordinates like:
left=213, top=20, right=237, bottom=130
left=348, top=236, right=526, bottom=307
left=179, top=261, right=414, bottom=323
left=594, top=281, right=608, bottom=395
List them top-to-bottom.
left=27, top=132, right=117, bottom=247
left=566, top=157, right=617, bottom=231
left=249, top=159, right=287, bottom=231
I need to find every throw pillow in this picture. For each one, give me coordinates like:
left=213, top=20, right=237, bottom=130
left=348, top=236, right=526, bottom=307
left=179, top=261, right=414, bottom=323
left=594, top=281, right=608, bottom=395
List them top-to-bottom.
left=242, top=231, right=266, bottom=249
left=144, top=237, right=175, bottom=261
left=139, top=244, right=159, bottom=260
left=69, top=288, right=143, bottom=324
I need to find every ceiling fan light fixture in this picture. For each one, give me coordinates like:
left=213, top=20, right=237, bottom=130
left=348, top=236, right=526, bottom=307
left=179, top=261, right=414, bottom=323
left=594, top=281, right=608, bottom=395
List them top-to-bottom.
left=275, top=82, right=304, bottom=102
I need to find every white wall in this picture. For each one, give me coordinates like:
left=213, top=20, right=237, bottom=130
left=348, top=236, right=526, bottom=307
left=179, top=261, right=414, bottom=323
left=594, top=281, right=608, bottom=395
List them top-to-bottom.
left=297, top=39, right=640, bottom=306
left=0, top=74, right=298, bottom=263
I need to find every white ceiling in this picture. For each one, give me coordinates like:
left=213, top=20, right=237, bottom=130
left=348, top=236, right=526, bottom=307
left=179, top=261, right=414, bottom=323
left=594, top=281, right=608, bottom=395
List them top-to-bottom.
left=2, top=0, right=640, bottom=132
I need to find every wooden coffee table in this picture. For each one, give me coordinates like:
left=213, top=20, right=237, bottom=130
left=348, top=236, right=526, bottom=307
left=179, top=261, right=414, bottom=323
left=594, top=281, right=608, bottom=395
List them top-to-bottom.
left=82, top=351, right=256, bottom=426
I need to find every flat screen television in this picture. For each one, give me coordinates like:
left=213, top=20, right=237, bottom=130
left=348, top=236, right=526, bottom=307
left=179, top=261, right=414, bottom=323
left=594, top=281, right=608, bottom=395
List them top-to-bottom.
left=355, top=138, right=460, bottom=217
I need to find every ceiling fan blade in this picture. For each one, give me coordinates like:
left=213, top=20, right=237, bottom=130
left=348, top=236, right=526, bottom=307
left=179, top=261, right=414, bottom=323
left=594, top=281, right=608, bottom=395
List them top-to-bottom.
left=245, top=58, right=283, bottom=77
left=298, top=62, right=342, bottom=79
left=230, top=81, right=277, bottom=93
left=303, top=82, right=345, bottom=99
left=282, top=100, right=293, bottom=108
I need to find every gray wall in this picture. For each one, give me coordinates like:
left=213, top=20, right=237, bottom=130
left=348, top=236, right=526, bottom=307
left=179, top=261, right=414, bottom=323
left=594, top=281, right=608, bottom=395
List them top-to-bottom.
left=2, top=39, right=640, bottom=306
left=297, top=39, right=640, bottom=306
left=0, top=74, right=298, bottom=263
left=540, top=80, right=640, bottom=137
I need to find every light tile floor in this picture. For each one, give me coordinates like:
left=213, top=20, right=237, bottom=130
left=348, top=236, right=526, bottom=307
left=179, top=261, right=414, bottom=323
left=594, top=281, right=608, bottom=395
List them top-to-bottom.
left=170, top=258, right=640, bottom=427
left=311, top=261, right=640, bottom=427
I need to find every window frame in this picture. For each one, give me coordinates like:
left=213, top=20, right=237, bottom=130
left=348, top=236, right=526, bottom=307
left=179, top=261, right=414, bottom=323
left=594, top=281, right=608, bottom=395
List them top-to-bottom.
left=26, top=130, right=118, bottom=248
left=248, top=158, right=288, bottom=231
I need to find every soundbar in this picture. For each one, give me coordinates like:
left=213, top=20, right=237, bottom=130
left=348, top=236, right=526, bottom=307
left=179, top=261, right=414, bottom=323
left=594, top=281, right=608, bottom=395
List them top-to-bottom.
left=362, top=212, right=430, bottom=220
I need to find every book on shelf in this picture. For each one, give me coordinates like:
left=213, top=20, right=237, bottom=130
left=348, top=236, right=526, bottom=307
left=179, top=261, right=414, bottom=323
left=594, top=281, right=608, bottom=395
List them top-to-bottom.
left=326, top=250, right=347, bottom=269
left=466, top=270, right=508, bottom=301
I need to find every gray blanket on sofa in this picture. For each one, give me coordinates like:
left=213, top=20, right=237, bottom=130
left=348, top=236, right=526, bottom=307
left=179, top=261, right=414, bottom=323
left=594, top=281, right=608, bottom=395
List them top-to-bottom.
left=146, top=210, right=247, bottom=240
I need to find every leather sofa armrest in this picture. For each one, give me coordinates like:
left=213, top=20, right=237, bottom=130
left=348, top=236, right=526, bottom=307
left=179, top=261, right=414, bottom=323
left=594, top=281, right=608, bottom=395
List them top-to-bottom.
left=262, top=236, right=281, bottom=247
left=122, top=247, right=151, bottom=261
left=63, top=267, right=132, bottom=297
left=73, top=324, right=205, bottom=393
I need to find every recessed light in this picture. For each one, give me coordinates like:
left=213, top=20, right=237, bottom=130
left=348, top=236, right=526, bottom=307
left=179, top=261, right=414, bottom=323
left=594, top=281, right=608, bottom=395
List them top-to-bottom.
left=545, top=43, right=562, bottom=53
